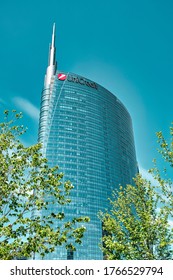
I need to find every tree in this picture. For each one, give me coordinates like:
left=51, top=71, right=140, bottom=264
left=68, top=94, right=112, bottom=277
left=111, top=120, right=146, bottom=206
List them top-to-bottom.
left=0, top=110, right=89, bottom=260
left=100, top=125, right=173, bottom=260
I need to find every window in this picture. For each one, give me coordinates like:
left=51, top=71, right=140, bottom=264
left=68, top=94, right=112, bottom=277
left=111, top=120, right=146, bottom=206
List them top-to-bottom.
left=67, top=249, right=74, bottom=260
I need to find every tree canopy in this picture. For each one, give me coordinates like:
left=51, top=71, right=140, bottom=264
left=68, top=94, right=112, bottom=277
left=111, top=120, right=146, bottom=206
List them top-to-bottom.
left=0, top=110, right=89, bottom=260
left=100, top=125, right=173, bottom=260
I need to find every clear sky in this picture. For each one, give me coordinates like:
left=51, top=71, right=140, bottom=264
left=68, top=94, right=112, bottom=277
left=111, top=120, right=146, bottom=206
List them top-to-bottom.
left=0, top=0, right=173, bottom=178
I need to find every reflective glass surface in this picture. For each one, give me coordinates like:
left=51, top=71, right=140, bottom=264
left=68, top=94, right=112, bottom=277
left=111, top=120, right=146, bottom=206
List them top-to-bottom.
left=38, top=72, right=138, bottom=259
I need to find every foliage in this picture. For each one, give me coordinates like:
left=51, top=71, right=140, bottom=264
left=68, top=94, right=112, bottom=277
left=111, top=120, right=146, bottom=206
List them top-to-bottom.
left=0, top=110, right=89, bottom=260
left=100, top=125, right=173, bottom=260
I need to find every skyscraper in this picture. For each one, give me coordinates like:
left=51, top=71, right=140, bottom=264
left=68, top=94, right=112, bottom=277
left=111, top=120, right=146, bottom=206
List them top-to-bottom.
left=38, top=24, right=138, bottom=260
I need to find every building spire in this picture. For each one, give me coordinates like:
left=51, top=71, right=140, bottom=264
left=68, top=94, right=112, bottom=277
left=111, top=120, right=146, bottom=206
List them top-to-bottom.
left=44, top=23, right=57, bottom=87
left=52, top=23, right=55, bottom=47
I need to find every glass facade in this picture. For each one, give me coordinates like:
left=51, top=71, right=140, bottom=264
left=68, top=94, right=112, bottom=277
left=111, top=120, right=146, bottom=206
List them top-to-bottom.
left=38, top=71, right=138, bottom=260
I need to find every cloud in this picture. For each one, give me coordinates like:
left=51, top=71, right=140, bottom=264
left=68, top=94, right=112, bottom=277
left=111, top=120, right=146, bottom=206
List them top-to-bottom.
left=13, top=97, right=39, bottom=121
left=0, top=98, right=7, bottom=108
left=139, top=166, right=158, bottom=186
left=168, top=219, right=173, bottom=228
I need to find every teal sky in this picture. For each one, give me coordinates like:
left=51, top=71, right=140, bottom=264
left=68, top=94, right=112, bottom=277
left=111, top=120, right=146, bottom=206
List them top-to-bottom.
left=0, top=0, right=173, bottom=177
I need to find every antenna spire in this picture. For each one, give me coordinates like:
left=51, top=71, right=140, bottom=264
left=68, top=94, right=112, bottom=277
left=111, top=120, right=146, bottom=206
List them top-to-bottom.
left=44, top=23, right=57, bottom=87
left=52, top=23, right=56, bottom=48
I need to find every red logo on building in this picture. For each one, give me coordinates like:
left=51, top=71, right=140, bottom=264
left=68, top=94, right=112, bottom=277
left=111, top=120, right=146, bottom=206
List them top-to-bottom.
left=58, top=73, right=67, bottom=81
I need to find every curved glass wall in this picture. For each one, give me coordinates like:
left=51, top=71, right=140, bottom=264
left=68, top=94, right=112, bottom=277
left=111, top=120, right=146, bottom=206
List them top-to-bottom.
left=38, top=72, right=138, bottom=260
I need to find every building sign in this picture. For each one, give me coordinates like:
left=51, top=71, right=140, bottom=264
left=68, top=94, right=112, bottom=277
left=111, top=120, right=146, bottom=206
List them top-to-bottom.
left=57, top=73, right=98, bottom=90
left=58, top=73, right=67, bottom=81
